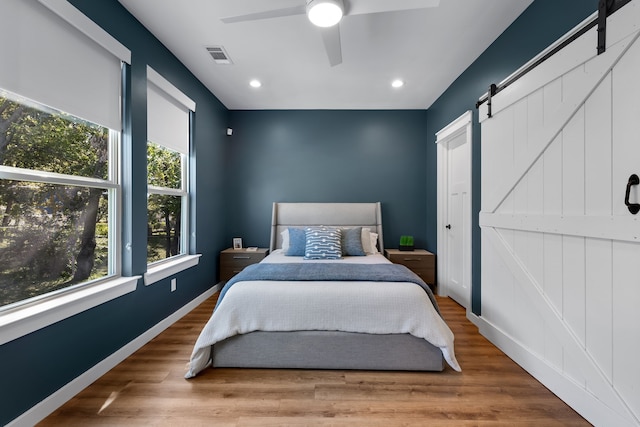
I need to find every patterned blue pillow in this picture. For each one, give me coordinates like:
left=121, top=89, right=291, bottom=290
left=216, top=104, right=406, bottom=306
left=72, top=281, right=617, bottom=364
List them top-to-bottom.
left=304, top=226, right=342, bottom=260
left=285, top=227, right=307, bottom=256
left=341, top=227, right=365, bottom=256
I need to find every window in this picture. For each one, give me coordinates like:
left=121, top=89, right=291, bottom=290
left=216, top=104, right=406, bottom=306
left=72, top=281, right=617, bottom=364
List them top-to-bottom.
left=0, top=0, right=133, bottom=330
left=146, top=67, right=195, bottom=265
left=0, top=91, right=119, bottom=309
left=147, top=143, right=186, bottom=263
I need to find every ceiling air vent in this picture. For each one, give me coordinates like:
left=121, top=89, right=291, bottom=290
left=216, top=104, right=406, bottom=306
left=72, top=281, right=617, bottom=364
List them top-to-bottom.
left=206, top=46, right=232, bottom=64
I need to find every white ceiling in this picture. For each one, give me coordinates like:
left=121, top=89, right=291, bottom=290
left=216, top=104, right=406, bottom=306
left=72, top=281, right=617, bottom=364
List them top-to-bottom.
left=117, top=0, right=533, bottom=110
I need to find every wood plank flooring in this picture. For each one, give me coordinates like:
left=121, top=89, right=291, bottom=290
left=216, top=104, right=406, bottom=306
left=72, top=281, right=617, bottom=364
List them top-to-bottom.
left=40, top=294, right=590, bottom=426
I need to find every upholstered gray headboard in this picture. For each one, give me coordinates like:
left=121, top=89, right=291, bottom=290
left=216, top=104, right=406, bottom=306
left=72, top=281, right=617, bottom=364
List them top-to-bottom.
left=269, top=202, right=384, bottom=253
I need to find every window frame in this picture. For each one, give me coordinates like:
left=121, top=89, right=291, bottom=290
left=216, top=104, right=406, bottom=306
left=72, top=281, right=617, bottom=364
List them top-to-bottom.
left=0, top=0, right=137, bottom=345
left=144, top=67, right=196, bottom=282
left=0, top=86, right=123, bottom=308
left=144, top=131, right=201, bottom=287
left=146, top=147, right=189, bottom=265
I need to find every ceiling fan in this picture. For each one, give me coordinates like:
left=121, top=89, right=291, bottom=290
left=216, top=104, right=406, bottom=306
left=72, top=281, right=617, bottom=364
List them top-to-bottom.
left=221, top=0, right=440, bottom=67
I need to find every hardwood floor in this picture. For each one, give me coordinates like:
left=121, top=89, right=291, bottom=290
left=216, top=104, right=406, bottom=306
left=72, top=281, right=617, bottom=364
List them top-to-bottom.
left=40, top=294, right=590, bottom=426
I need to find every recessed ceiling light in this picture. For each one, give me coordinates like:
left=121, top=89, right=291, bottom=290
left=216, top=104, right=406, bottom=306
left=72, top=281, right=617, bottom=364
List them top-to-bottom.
left=249, top=79, right=262, bottom=88
left=391, top=79, right=404, bottom=88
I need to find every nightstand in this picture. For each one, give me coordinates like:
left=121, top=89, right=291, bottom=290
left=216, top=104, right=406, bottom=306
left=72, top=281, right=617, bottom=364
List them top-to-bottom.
left=219, top=247, right=268, bottom=281
left=385, top=249, right=436, bottom=288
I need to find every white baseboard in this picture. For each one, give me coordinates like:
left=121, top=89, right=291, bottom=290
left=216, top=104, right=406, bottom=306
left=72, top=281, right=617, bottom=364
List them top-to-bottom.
left=8, top=283, right=221, bottom=427
left=466, top=309, right=481, bottom=328
left=475, top=316, right=637, bottom=427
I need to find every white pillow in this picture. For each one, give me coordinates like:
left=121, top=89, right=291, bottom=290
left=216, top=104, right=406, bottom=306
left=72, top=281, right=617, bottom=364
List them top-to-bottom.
left=361, top=228, right=379, bottom=254
left=361, top=228, right=371, bottom=253
left=280, top=229, right=289, bottom=251
left=369, top=232, right=379, bottom=254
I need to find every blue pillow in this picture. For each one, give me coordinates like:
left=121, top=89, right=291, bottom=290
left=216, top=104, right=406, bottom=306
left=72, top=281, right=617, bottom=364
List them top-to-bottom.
left=304, top=226, right=342, bottom=260
left=285, top=227, right=307, bottom=256
left=341, top=227, right=365, bottom=256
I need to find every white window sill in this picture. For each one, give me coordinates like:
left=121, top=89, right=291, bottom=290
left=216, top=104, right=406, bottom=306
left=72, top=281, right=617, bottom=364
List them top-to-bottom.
left=144, top=254, right=202, bottom=286
left=0, top=276, right=140, bottom=346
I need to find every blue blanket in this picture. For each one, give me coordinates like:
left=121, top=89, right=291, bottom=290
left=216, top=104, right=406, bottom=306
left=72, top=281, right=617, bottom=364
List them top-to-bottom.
left=216, top=262, right=439, bottom=314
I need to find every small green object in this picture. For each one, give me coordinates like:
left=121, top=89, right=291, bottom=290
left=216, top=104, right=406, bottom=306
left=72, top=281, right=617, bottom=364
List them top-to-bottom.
left=399, top=235, right=414, bottom=246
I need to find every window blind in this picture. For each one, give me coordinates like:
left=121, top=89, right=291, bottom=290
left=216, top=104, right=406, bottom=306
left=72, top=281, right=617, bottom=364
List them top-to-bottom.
left=0, top=0, right=130, bottom=131
left=147, top=67, right=195, bottom=155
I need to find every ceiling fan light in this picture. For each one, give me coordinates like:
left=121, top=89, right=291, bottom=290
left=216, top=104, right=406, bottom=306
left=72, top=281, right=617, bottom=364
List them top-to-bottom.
left=307, top=0, right=344, bottom=27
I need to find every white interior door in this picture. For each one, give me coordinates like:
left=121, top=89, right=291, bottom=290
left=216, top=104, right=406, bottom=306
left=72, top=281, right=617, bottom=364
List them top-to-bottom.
left=478, top=3, right=640, bottom=426
left=436, top=111, right=472, bottom=309
left=446, top=133, right=470, bottom=307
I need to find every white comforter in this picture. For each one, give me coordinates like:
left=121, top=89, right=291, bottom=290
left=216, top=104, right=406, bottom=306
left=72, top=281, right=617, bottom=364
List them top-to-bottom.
left=186, top=252, right=461, bottom=378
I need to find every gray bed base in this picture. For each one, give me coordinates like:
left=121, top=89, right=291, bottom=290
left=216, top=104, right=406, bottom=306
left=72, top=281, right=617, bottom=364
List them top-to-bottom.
left=212, top=202, right=445, bottom=372
left=213, top=331, right=444, bottom=371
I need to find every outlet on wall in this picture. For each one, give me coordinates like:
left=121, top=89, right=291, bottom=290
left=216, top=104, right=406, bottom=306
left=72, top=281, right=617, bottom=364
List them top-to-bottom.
left=171, top=278, right=177, bottom=292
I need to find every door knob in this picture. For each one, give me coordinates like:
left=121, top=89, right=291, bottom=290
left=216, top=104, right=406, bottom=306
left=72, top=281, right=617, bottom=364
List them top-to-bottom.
left=625, top=174, right=639, bottom=215
left=445, top=224, right=451, bottom=229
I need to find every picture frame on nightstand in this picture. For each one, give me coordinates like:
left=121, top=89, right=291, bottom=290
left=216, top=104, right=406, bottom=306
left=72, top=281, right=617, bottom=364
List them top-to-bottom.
left=232, top=237, right=243, bottom=249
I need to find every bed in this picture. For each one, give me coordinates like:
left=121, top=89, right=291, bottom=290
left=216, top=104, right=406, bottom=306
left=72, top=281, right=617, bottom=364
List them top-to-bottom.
left=185, top=202, right=460, bottom=378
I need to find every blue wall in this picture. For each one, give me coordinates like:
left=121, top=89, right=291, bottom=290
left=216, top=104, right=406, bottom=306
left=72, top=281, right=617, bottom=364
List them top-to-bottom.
left=426, top=0, right=595, bottom=314
left=0, top=1, right=230, bottom=425
left=225, top=110, right=431, bottom=251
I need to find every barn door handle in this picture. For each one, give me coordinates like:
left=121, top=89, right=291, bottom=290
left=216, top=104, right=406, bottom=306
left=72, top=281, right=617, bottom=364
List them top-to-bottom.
left=625, top=174, right=640, bottom=215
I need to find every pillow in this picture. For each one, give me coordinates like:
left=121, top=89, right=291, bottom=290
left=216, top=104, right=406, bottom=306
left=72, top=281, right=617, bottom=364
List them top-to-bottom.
left=304, top=226, right=342, bottom=259
left=285, top=227, right=307, bottom=256
left=340, top=227, right=365, bottom=256
left=361, top=228, right=379, bottom=254
left=361, top=228, right=373, bottom=253
left=280, top=229, right=289, bottom=251
left=369, top=232, right=379, bottom=254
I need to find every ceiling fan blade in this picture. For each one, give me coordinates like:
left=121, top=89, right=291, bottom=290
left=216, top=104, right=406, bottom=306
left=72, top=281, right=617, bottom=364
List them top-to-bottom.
left=346, top=0, right=439, bottom=16
left=221, top=5, right=306, bottom=24
left=320, top=25, right=342, bottom=67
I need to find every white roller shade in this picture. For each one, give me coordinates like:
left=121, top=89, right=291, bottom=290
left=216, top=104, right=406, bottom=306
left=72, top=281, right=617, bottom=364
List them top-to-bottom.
left=0, top=0, right=130, bottom=131
left=147, top=67, right=194, bottom=155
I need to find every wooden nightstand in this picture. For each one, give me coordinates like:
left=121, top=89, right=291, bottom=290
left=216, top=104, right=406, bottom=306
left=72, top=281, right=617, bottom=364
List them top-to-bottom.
left=219, top=248, right=269, bottom=281
left=385, top=249, right=436, bottom=288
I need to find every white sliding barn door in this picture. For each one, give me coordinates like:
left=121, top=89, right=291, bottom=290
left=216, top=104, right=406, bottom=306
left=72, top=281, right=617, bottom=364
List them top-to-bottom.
left=479, top=4, right=640, bottom=427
